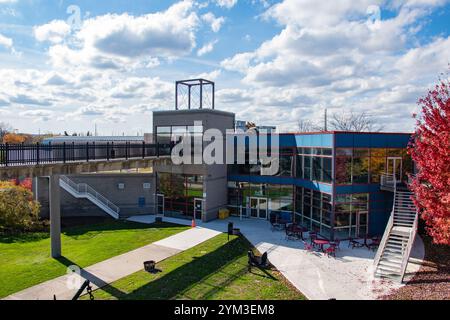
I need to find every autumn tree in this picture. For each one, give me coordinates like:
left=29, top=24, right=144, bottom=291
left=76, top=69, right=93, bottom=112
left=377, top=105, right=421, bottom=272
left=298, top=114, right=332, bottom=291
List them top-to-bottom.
left=408, top=77, right=450, bottom=245
left=0, top=122, right=12, bottom=141
left=2, top=133, right=30, bottom=144
left=0, top=181, right=41, bottom=233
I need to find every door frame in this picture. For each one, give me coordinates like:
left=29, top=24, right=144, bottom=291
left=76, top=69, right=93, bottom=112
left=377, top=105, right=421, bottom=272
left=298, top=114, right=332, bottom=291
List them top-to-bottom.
left=156, top=193, right=165, bottom=216
left=248, top=197, right=269, bottom=220
left=193, top=198, right=205, bottom=220
left=355, top=210, right=368, bottom=238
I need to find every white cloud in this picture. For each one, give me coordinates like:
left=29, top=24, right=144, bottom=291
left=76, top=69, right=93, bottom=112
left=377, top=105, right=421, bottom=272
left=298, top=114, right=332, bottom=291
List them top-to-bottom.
left=48, top=0, right=200, bottom=70
left=214, top=0, right=238, bottom=9
left=218, top=0, right=450, bottom=132
left=201, top=12, right=225, bottom=32
left=34, top=20, right=71, bottom=44
left=0, top=33, right=13, bottom=49
left=197, top=40, right=218, bottom=56
left=20, top=110, right=53, bottom=122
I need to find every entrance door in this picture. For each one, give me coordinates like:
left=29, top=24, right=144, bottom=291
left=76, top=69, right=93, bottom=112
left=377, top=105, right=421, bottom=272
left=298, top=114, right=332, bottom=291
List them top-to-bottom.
left=387, top=157, right=402, bottom=182
left=156, top=194, right=164, bottom=215
left=249, top=197, right=268, bottom=219
left=194, top=198, right=204, bottom=220
left=356, top=211, right=368, bottom=238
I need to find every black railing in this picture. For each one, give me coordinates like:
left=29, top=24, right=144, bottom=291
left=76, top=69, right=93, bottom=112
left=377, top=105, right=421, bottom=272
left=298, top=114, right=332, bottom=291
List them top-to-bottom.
left=0, top=142, right=173, bottom=167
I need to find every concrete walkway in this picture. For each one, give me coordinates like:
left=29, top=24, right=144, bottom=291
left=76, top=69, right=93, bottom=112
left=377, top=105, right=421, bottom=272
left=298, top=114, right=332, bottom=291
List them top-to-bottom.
left=129, top=215, right=425, bottom=300
left=4, top=223, right=221, bottom=300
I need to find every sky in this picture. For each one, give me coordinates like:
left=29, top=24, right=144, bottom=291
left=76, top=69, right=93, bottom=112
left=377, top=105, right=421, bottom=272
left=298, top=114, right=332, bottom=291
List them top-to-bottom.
left=0, top=0, right=449, bottom=135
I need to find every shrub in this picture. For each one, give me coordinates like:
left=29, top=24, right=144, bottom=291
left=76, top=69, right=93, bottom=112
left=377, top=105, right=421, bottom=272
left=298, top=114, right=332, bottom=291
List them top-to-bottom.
left=0, top=181, right=41, bottom=233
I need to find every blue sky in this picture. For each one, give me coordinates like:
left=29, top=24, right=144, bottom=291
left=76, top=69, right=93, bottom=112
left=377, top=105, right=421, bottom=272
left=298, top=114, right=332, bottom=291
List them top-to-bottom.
left=0, top=0, right=449, bottom=135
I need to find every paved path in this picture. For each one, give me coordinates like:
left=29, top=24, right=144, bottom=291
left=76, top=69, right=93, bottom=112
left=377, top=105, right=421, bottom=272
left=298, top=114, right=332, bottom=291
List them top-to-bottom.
left=128, top=215, right=425, bottom=300
left=4, top=224, right=221, bottom=300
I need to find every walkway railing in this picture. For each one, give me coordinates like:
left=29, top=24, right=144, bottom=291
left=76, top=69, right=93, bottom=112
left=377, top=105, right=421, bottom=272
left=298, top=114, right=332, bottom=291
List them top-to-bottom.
left=0, top=142, right=173, bottom=167
left=60, top=175, right=120, bottom=219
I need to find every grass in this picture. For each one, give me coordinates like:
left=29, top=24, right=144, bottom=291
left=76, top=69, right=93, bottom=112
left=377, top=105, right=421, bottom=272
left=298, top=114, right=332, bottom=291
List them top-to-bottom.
left=0, top=220, right=189, bottom=298
left=88, top=233, right=305, bottom=300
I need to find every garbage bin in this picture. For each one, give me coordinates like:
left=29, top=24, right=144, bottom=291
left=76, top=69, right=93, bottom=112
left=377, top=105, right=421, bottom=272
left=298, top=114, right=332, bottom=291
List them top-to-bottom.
left=228, top=222, right=234, bottom=236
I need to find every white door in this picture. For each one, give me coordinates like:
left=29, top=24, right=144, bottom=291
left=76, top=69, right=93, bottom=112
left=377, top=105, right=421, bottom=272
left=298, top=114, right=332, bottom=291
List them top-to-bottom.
left=194, top=198, right=204, bottom=220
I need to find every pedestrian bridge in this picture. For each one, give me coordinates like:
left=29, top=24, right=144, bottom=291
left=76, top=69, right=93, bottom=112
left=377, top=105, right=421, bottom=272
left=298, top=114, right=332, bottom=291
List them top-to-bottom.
left=0, top=142, right=172, bottom=179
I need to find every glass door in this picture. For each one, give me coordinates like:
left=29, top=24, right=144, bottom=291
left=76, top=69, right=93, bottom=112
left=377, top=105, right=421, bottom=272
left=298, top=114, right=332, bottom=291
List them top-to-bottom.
left=387, top=157, right=402, bottom=182
left=156, top=194, right=164, bottom=216
left=249, top=197, right=268, bottom=220
left=194, top=198, right=204, bottom=220
left=250, top=198, right=259, bottom=218
left=258, top=198, right=268, bottom=219
left=356, top=211, right=368, bottom=238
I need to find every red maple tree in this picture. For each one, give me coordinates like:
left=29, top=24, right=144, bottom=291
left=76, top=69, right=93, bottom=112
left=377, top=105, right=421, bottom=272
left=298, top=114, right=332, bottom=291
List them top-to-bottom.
left=408, top=77, right=450, bottom=245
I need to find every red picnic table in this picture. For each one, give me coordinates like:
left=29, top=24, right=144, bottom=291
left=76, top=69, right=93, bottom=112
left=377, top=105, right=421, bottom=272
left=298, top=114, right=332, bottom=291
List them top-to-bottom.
left=313, top=239, right=330, bottom=252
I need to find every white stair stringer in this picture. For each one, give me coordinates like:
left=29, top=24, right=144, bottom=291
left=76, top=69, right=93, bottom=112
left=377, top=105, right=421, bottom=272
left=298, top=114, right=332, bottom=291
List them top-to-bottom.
left=59, top=175, right=120, bottom=219
left=373, top=189, right=418, bottom=282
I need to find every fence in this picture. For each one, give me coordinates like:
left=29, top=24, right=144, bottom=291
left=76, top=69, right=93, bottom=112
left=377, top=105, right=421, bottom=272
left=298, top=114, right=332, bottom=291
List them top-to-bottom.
left=0, top=142, right=172, bottom=167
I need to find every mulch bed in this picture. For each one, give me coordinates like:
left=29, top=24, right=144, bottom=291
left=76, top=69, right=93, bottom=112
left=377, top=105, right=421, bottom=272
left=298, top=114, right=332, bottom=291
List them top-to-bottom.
left=382, top=235, right=450, bottom=300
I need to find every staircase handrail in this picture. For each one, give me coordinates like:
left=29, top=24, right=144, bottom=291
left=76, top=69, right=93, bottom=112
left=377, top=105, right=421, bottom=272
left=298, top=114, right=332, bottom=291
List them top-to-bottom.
left=60, top=176, right=120, bottom=217
left=373, top=186, right=396, bottom=267
left=399, top=203, right=419, bottom=281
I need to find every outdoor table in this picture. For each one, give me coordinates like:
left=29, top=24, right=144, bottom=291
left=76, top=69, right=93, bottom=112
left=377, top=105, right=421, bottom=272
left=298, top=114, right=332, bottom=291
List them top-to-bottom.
left=292, top=226, right=304, bottom=240
left=313, top=239, right=330, bottom=252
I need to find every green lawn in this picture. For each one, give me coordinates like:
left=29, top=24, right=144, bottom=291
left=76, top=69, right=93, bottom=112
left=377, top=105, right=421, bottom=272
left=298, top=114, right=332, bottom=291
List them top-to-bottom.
left=0, top=220, right=189, bottom=298
left=89, top=233, right=305, bottom=300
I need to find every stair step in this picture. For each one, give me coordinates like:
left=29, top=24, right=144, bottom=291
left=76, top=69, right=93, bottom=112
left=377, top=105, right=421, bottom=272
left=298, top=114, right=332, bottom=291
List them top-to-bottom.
left=379, top=261, right=402, bottom=269
left=377, top=266, right=401, bottom=274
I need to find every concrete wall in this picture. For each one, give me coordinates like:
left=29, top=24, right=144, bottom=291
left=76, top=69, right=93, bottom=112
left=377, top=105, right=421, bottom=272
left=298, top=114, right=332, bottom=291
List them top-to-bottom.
left=153, top=109, right=235, bottom=222
left=36, top=173, right=156, bottom=219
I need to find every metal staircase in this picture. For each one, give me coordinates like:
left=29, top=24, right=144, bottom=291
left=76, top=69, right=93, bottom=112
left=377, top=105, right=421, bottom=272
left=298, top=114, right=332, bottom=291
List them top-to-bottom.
left=59, top=175, right=120, bottom=219
left=373, top=183, right=418, bottom=282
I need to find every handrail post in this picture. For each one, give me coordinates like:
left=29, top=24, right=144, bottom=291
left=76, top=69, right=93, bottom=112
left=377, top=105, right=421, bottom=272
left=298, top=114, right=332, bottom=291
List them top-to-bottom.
left=142, top=141, right=145, bottom=159
left=36, top=142, right=40, bottom=165
left=63, top=142, right=66, bottom=164
left=86, top=142, right=89, bottom=162
left=92, top=142, right=96, bottom=161
left=107, top=142, right=110, bottom=161
left=126, top=142, right=129, bottom=160
left=5, top=143, right=9, bottom=166
left=156, top=143, right=160, bottom=157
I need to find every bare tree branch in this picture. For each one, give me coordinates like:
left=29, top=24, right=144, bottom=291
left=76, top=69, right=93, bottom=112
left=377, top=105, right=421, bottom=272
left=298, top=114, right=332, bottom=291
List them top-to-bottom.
left=329, top=111, right=384, bottom=132
left=297, top=119, right=321, bottom=132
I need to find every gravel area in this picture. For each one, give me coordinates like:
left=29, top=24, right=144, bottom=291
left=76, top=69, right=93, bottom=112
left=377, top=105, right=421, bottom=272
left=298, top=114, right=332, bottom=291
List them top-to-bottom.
left=383, top=235, right=450, bottom=300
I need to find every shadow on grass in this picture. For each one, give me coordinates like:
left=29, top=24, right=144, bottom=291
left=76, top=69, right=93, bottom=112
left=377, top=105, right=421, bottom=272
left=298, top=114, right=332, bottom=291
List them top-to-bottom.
left=0, top=221, right=184, bottom=244
left=63, top=221, right=185, bottom=237
left=99, top=235, right=282, bottom=300
left=55, top=256, right=127, bottom=299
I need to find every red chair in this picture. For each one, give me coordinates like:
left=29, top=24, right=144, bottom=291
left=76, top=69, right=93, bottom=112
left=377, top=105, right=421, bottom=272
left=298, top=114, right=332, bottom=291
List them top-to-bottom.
left=303, top=241, right=314, bottom=253
left=324, top=244, right=337, bottom=258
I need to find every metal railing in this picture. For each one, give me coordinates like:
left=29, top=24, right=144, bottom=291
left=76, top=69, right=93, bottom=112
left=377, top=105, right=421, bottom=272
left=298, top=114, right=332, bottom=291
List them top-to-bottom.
left=0, top=142, right=173, bottom=167
left=380, top=173, right=397, bottom=190
left=60, top=175, right=120, bottom=219
left=373, top=187, right=395, bottom=267
left=399, top=195, right=418, bottom=282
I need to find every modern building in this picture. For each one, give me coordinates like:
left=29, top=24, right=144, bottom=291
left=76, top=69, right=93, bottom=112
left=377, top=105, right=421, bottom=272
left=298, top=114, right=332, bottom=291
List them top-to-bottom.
left=47, top=79, right=413, bottom=241
left=147, top=80, right=413, bottom=240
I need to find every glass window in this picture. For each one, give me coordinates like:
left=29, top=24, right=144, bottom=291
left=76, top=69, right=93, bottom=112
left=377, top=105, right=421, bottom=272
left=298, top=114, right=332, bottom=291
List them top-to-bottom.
left=156, top=126, right=171, bottom=144
left=304, top=156, right=312, bottom=180
left=336, top=156, right=352, bottom=184
left=352, top=156, right=369, bottom=183
left=313, top=157, right=322, bottom=181
left=322, top=158, right=332, bottom=183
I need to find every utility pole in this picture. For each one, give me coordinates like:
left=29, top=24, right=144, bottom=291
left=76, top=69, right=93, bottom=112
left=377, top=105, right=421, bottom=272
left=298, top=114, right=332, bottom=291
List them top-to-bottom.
left=324, top=108, right=328, bottom=131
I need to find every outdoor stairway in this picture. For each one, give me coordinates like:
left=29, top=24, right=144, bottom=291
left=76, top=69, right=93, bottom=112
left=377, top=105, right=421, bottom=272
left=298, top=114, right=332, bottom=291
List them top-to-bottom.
left=59, top=175, right=120, bottom=219
left=373, top=189, right=418, bottom=282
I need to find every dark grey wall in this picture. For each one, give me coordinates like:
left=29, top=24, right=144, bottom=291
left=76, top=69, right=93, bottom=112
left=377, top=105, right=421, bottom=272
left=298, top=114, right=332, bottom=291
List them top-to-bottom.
left=153, top=109, right=235, bottom=222
left=36, top=174, right=156, bottom=219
